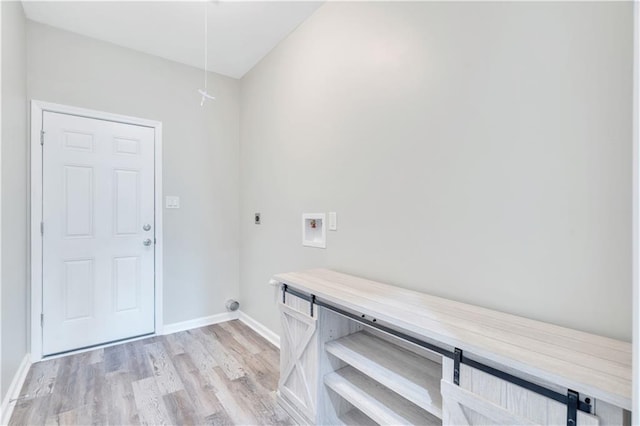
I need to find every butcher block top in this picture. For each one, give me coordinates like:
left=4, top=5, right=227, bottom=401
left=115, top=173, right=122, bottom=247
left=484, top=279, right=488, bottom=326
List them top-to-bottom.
left=273, top=269, right=631, bottom=410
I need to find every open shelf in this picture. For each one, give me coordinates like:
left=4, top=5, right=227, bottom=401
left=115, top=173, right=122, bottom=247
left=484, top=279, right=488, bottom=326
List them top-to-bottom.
left=325, top=331, right=443, bottom=419
left=325, top=366, right=441, bottom=425
left=340, top=408, right=377, bottom=426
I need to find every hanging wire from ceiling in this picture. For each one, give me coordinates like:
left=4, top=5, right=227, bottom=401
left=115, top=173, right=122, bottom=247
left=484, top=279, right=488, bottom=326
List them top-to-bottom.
left=198, top=1, right=215, bottom=106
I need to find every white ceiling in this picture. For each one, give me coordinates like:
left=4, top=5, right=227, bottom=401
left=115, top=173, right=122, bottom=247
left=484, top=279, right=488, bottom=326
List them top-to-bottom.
left=21, top=1, right=323, bottom=79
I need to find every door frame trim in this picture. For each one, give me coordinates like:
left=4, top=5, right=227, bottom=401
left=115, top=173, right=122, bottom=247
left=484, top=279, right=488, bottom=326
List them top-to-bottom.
left=30, top=100, right=164, bottom=362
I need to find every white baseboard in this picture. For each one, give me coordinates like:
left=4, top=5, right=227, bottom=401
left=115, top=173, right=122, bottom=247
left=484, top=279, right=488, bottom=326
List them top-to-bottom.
left=238, top=310, right=280, bottom=349
left=162, top=311, right=239, bottom=335
left=1, top=354, right=31, bottom=426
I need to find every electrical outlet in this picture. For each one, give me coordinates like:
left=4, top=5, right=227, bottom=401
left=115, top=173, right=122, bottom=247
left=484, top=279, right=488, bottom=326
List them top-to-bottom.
left=255, top=213, right=261, bottom=225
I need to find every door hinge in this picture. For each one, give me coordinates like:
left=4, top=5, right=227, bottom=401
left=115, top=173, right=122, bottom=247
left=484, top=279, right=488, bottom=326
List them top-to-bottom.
left=40, top=130, right=45, bottom=146
left=40, top=221, right=44, bottom=235
left=40, top=313, right=44, bottom=327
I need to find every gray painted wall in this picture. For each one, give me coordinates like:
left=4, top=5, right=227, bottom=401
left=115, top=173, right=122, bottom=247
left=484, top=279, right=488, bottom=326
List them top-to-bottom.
left=1, top=0, right=28, bottom=400
left=0, top=1, right=633, bottom=398
left=239, top=2, right=633, bottom=340
left=27, top=21, right=241, bottom=326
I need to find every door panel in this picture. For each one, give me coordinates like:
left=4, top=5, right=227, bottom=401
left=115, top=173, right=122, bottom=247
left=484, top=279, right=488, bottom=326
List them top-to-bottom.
left=42, top=111, right=155, bottom=355
left=64, top=165, right=94, bottom=237
left=114, top=169, right=140, bottom=235
left=113, top=256, right=140, bottom=312
left=63, top=259, right=94, bottom=320
left=279, top=294, right=318, bottom=424
left=441, top=359, right=601, bottom=426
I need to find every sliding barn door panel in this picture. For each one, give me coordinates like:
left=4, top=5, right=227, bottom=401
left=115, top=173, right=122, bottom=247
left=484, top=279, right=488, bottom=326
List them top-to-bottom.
left=278, top=293, right=318, bottom=423
left=441, top=359, right=600, bottom=426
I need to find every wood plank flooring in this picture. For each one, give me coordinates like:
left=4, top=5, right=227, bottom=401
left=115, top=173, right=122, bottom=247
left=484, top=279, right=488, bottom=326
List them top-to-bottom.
left=9, top=320, right=293, bottom=426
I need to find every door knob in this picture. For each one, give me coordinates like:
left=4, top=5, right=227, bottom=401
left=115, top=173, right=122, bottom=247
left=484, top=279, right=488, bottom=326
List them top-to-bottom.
left=143, top=224, right=151, bottom=231
left=143, top=239, right=153, bottom=246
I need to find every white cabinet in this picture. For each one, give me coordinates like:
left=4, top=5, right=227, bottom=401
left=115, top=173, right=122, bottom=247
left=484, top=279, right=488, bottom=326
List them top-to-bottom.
left=275, top=269, right=631, bottom=426
left=279, top=300, right=627, bottom=425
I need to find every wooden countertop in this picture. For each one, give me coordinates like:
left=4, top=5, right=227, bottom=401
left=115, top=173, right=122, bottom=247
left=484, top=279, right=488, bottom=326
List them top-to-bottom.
left=273, top=268, right=631, bottom=410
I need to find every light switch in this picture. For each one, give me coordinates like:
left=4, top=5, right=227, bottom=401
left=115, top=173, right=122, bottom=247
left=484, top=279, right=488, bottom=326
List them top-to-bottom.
left=166, top=196, right=180, bottom=209
left=329, top=212, right=337, bottom=231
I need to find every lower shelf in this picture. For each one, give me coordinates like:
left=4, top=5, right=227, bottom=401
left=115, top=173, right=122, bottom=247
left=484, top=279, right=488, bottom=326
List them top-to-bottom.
left=325, top=330, right=442, bottom=418
left=325, top=366, right=441, bottom=425
left=340, top=408, right=378, bottom=426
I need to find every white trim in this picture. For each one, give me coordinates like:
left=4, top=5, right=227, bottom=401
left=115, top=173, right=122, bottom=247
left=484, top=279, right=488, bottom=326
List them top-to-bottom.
left=633, top=0, right=639, bottom=417
left=0, top=1, right=3, bottom=411
left=29, top=100, right=164, bottom=362
left=30, top=101, right=41, bottom=363
left=30, top=101, right=162, bottom=129
left=154, top=120, right=164, bottom=336
left=239, top=310, right=280, bottom=349
left=162, top=312, right=239, bottom=335
left=0, top=354, right=31, bottom=426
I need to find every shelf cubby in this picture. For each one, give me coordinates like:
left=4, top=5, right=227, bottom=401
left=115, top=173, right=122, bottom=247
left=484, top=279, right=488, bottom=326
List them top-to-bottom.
left=325, top=330, right=442, bottom=420
left=325, top=366, right=441, bottom=425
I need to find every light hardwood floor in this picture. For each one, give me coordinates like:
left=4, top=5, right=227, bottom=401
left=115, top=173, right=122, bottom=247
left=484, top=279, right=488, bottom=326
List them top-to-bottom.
left=9, top=320, right=293, bottom=426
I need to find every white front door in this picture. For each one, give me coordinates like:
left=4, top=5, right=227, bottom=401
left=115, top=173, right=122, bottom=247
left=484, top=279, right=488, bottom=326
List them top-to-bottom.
left=42, top=111, right=156, bottom=355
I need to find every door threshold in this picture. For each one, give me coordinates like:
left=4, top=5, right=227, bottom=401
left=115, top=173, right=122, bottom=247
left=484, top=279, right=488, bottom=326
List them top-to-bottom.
left=41, top=332, right=155, bottom=362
